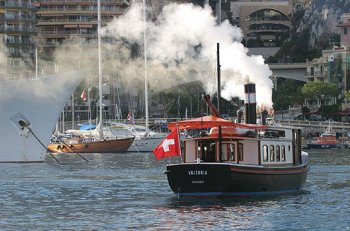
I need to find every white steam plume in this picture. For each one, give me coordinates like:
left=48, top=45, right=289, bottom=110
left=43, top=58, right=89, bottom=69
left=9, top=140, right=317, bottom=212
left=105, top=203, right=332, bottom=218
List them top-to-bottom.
left=102, top=3, right=273, bottom=107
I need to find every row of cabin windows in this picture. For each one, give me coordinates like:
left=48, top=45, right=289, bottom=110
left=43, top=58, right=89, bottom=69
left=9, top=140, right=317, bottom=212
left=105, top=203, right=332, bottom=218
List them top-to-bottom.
left=221, top=143, right=244, bottom=162
left=262, top=144, right=289, bottom=162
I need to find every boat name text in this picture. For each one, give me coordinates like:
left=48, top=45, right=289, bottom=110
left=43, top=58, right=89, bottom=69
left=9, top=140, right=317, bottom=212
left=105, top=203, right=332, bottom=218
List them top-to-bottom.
left=188, top=170, right=208, bottom=176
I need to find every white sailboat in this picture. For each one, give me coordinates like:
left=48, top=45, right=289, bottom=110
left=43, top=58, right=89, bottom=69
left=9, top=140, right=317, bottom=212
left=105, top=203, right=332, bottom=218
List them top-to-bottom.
left=122, top=0, right=166, bottom=152
left=102, top=1, right=166, bottom=152
left=106, top=121, right=166, bottom=152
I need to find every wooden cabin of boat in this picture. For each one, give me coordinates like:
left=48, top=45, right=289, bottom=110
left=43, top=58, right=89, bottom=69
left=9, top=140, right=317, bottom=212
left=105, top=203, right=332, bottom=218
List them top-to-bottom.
left=182, top=125, right=304, bottom=167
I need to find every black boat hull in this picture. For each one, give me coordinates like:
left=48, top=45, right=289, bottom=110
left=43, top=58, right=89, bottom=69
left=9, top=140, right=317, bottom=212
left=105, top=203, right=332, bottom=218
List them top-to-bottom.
left=166, top=163, right=309, bottom=197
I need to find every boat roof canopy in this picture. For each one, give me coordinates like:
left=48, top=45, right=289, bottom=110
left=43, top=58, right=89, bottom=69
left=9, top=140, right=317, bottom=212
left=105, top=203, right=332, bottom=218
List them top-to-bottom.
left=168, top=115, right=266, bottom=131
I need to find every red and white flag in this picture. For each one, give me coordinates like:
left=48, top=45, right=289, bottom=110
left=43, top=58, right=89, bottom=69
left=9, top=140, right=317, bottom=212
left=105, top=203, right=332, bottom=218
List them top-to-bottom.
left=80, top=90, right=87, bottom=101
left=126, top=111, right=133, bottom=124
left=153, top=129, right=181, bottom=160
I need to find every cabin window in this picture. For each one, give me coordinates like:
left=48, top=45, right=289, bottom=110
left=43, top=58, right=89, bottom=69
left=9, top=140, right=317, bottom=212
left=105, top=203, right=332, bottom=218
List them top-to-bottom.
left=200, top=141, right=216, bottom=162
left=222, top=143, right=236, bottom=161
left=229, top=143, right=235, bottom=161
left=238, top=143, right=244, bottom=161
left=202, top=145, right=207, bottom=161
left=221, top=145, right=228, bottom=161
left=263, top=145, right=268, bottom=162
left=270, top=145, right=275, bottom=161
left=276, top=145, right=281, bottom=161
left=281, top=145, right=286, bottom=161
left=288, top=145, right=291, bottom=151
left=197, top=146, right=201, bottom=160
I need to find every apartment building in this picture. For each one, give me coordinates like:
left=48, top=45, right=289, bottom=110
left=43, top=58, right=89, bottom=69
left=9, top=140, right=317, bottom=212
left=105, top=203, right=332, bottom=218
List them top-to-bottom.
left=0, top=0, right=36, bottom=79
left=34, top=0, right=129, bottom=47
left=229, top=0, right=292, bottom=48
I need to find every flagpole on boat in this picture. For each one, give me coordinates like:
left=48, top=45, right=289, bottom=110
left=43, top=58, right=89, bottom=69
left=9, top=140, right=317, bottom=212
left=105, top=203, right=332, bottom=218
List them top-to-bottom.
left=98, top=0, right=103, bottom=138
left=143, top=0, right=149, bottom=129
left=217, top=43, right=221, bottom=114
left=217, top=43, right=223, bottom=161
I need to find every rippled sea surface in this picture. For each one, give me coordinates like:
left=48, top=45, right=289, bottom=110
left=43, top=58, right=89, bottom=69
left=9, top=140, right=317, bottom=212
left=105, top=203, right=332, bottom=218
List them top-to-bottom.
left=0, top=149, right=349, bottom=230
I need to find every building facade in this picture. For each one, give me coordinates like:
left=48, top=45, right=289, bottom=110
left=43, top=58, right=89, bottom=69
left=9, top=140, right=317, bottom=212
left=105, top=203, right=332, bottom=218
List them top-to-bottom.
left=0, top=0, right=36, bottom=79
left=34, top=0, right=129, bottom=46
left=229, top=0, right=292, bottom=48
left=305, top=13, right=350, bottom=114
left=339, top=13, right=350, bottom=47
left=305, top=46, right=350, bottom=111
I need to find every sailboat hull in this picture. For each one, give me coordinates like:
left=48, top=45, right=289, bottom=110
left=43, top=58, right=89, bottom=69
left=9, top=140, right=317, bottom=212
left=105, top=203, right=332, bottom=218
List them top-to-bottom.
left=128, top=136, right=165, bottom=152
left=48, top=137, right=135, bottom=153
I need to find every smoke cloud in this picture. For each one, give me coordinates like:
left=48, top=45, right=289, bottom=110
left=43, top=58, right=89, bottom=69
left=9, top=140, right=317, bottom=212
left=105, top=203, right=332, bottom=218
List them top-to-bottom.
left=1, top=3, right=273, bottom=109
left=102, top=3, right=273, bottom=107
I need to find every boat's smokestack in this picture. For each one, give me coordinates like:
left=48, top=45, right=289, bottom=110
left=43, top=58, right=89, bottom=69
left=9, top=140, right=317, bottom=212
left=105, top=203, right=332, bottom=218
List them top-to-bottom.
left=244, top=83, right=256, bottom=124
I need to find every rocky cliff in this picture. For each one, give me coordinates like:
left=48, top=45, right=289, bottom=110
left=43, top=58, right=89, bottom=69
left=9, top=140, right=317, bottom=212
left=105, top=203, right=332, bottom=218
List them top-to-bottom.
left=292, top=0, right=350, bottom=49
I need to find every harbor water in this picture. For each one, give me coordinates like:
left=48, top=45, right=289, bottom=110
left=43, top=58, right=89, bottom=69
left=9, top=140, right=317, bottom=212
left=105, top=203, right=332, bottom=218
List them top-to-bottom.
left=0, top=149, right=349, bottom=230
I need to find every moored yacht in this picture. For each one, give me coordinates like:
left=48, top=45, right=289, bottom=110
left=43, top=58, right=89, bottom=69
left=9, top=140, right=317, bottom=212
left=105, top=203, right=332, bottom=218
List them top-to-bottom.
left=107, top=122, right=166, bottom=152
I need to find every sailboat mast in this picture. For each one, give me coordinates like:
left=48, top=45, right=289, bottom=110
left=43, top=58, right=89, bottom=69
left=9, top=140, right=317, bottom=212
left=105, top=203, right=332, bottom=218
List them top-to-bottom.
left=98, top=0, right=103, bottom=138
left=143, top=0, right=149, bottom=129
left=217, top=43, right=221, bottom=114
left=35, top=47, right=38, bottom=79
left=88, top=79, right=92, bottom=126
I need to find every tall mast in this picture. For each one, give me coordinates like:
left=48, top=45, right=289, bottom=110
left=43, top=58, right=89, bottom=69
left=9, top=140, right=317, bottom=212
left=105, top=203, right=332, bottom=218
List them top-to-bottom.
left=98, top=0, right=103, bottom=138
left=143, top=0, right=149, bottom=129
left=217, top=43, right=221, bottom=114
left=217, top=43, right=222, bottom=160
left=35, top=47, right=38, bottom=79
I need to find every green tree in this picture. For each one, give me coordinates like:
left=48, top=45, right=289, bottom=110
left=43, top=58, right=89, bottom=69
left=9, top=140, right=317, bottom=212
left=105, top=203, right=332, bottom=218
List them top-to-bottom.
left=272, top=78, right=305, bottom=110
left=301, top=81, right=338, bottom=100
left=302, top=81, right=340, bottom=120
left=344, top=90, right=350, bottom=103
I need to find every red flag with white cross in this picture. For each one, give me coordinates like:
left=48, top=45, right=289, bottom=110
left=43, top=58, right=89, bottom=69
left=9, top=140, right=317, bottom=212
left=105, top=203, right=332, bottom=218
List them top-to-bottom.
left=80, top=90, right=87, bottom=101
left=153, top=129, right=181, bottom=160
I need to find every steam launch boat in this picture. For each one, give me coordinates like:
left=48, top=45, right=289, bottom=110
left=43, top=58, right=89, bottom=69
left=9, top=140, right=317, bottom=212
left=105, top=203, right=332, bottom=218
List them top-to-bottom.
left=0, top=71, right=84, bottom=163
left=165, top=84, right=309, bottom=197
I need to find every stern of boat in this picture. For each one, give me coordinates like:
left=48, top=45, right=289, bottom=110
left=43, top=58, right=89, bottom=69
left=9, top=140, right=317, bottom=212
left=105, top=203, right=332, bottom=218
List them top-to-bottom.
left=165, top=163, right=232, bottom=197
